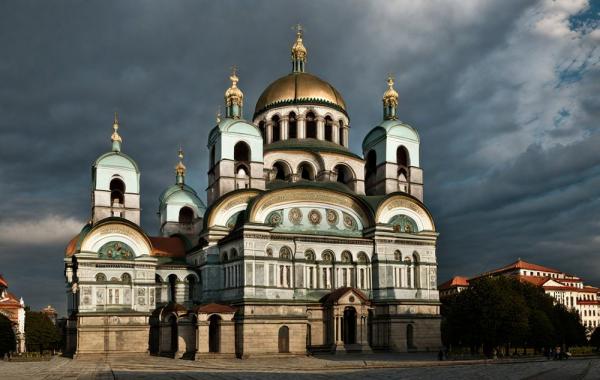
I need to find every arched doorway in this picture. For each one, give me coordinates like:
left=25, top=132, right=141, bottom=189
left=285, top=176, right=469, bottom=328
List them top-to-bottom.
left=109, top=178, right=125, bottom=205
left=343, top=307, right=357, bottom=344
left=208, top=314, right=221, bottom=353
left=169, top=315, right=178, bottom=353
left=407, top=324, right=414, bottom=349
left=278, top=325, right=290, bottom=353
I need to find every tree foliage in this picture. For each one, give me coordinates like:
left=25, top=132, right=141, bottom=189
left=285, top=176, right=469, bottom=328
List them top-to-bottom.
left=441, top=276, right=586, bottom=355
left=25, top=311, right=60, bottom=353
left=0, top=313, right=16, bottom=356
left=590, top=328, right=600, bottom=350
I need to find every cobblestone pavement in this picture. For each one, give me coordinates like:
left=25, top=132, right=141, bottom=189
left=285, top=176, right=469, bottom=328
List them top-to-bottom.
left=1, top=354, right=599, bottom=380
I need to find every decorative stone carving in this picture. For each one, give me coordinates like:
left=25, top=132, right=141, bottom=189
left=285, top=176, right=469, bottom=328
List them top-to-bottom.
left=288, top=207, right=303, bottom=225
left=308, top=209, right=321, bottom=225
left=326, top=209, right=338, bottom=226
left=266, top=210, right=283, bottom=226
left=98, top=241, right=134, bottom=260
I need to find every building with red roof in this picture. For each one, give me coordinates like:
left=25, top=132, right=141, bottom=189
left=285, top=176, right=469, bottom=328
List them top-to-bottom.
left=439, top=259, right=600, bottom=333
left=0, top=275, right=26, bottom=353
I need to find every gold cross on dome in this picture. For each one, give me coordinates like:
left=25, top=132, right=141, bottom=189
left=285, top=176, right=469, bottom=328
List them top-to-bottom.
left=292, top=23, right=304, bottom=36
left=230, top=65, right=238, bottom=77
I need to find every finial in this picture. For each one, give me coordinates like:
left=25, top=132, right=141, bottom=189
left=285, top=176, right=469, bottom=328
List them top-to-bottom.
left=291, top=24, right=307, bottom=73
left=224, top=66, right=244, bottom=119
left=382, top=74, right=399, bottom=120
left=216, top=106, right=222, bottom=123
left=111, top=111, right=122, bottom=152
left=175, top=146, right=186, bottom=185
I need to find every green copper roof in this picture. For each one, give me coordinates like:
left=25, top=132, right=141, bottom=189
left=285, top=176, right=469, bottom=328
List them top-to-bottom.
left=208, top=118, right=261, bottom=145
left=362, top=119, right=420, bottom=151
left=265, top=138, right=362, bottom=159
left=94, top=151, right=139, bottom=172
left=158, top=183, right=206, bottom=214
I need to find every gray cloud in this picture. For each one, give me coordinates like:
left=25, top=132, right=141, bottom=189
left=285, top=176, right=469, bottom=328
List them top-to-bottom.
left=0, top=0, right=598, bottom=314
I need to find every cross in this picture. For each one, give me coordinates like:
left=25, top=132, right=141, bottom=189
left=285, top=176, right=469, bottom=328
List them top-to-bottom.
left=292, top=23, right=304, bottom=36
left=230, top=65, right=238, bottom=77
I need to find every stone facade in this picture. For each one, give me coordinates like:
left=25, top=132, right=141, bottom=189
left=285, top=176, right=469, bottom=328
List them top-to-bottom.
left=64, top=29, right=442, bottom=358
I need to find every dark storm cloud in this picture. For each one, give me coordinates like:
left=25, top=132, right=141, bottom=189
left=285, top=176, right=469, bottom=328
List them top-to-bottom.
left=0, top=0, right=598, bottom=314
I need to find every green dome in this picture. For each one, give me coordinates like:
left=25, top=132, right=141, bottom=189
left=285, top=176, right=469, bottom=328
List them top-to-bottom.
left=208, top=118, right=261, bottom=145
left=362, top=119, right=420, bottom=151
left=94, top=151, right=139, bottom=172
left=159, top=184, right=206, bottom=215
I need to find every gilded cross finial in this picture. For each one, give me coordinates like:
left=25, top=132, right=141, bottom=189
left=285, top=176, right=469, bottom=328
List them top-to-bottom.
left=293, top=23, right=304, bottom=37
left=291, top=24, right=307, bottom=72
left=225, top=65, right=244, bottom=112
left=230, top=65, right=238, bottom=83
left=387, top=73, right=395, bottom=88
left=382, top=74, right=399, bottom=120
left=216, top=106, right=222, bottom=123
left=111, top=111, right=122, bottom=149
left=175, top=145, right=186, bottom=183
left=178, top=146, right=184, bottom=162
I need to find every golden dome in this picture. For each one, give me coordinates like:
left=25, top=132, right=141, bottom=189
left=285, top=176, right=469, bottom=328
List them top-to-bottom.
left=224, top=69, right=243, bottom=107
left=254, top=72, right=346, bottom=116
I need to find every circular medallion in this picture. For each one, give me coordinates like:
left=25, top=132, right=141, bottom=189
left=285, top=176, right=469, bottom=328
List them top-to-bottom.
left=288, top=207, right=303, bottom=225
left=308, top=209, right=322, bottom=225
left=326, top=209, right=338, bottom=226
left=267, top=211, right=282, bottom=226
left=343, top=213, right=355, bottom=229
left=349, top=296, right=355, bottom=303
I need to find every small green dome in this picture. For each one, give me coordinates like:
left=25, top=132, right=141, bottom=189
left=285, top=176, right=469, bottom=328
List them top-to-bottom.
left=208, top=118, right=261, bottom=145
left=362, top=120, right=419, bottom=151
left=94, top=151, right=140, bottom=172
left=159, top=184, right=206, bottom=215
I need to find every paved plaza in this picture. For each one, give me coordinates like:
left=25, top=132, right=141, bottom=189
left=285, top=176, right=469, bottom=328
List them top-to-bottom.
left=1, top=354, right=600, bottom=380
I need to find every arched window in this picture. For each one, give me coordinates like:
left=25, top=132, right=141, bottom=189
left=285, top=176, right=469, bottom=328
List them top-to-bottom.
left=288, top=112, right=297, bottom=139
left=306, top=112, right=317, bottom=139
left=271, top=115, right=281, bottom=142
left=324, top=116, right=333, bottom=142
left=259, top=120, right=266, bottom=144
left=338, top=120, right=345, bottom=146
left=234, top=141, right=251, bottom=162
left=397, top=146, right=410, bottom=185
left=365, top=150, right=377, bottom=195
left=273, top=161, right=290, bottom=181
left=298, top=162, right=315, bottom=181
left=334, top=164, right=354, bottom=190
left=110, top=178, right=125, bottom=205
left=178, top=206, right=194, bottom=224
left=279, top=246, right=292, bottom=260
left=305, top=249, right=315, bottom=262
left=394, top=250, right=402, bottom=261
left=321, top=251, right=334, bottom=263
left=341, top=251, right=352, bottom=264
left=357, top=252, right=369, bottom=264
left=412, top=253, right=419, bottom=289
left=405, top=257, right=412, bottom=288
left=96, top=273, right=107, bottom=282
left=121, top=273, right=131, bottom=284
left=168, top=274, right=177, bottom=303
left=186, top=275, right=196, bottom=301
left=278, top=326, right=290, bottom=353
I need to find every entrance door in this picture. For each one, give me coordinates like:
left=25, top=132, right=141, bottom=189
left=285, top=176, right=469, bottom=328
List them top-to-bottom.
left=343, top=307, right=357, bottom=344
left=208, top=315, right=221, bottom=353
left=278, top=326, right=290, bottom=353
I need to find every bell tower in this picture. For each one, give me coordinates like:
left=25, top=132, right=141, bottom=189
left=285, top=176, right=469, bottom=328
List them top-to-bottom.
left=206, top=69, right=265, bottom=206
left=363, top=76, right=423, bottom=200
left=91, top=113, right=141, bottom=224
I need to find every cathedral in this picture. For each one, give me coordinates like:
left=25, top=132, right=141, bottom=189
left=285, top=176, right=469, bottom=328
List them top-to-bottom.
left=63, top=29, right=441, bottom=358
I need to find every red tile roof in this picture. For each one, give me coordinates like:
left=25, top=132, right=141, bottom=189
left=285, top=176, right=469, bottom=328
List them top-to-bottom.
left=149, top=236, right=186, bottom=258
left=485, top=259, right=562, bottom=276
left=0, top=275, right=8, bottom=288
left=517, top=275, right=551, bottom=286
left=438, top=276, right=470, bottom=290
left=319, top=287, right=369, bottom=305
left=0, top=291, right=22, bottom=307
left=194, top=303, right=237, bottom=314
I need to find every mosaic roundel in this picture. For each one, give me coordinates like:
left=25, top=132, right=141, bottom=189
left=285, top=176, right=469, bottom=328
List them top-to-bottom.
left=288, top=207, right=303, bottom=225
left=308, top=209, right=322, bottom=225
left=326, top=209, right=338, bottom=226
left=266, top=210, right=283, bottom=226
left=342, top=212, right=356, bottom=230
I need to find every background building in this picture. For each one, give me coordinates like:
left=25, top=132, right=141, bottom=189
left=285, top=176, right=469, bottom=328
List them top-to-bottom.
left=64, top=29, right=441, bottom=358
left=440, top=259, right=600, bottom=333
left=0, top=275, right=26, bottom=353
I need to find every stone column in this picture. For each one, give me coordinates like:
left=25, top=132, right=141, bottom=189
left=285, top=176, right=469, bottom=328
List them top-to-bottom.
left=297, top=115, right=306, bottom=139
left=281, top=116, right=289, bottom=140
left=317, top=117, right=325, bottom=140
left=266, top=122, right=273, bottom=144
left=333, top=123, right=340, bottom=144
left=343, top=127, right=349, bottom=147
left=175, top=281, right=187, bottom=304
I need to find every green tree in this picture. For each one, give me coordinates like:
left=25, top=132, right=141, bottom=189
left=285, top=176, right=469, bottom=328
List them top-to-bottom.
left=25, top=311, right=60, bottom=353
left=0, top=314, right=16, bottom=356
left=590, top=328, right=600, bottom=350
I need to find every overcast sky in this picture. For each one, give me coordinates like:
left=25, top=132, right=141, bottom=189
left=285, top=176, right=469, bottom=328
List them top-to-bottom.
left=0, top=0, right=598, bottom=315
